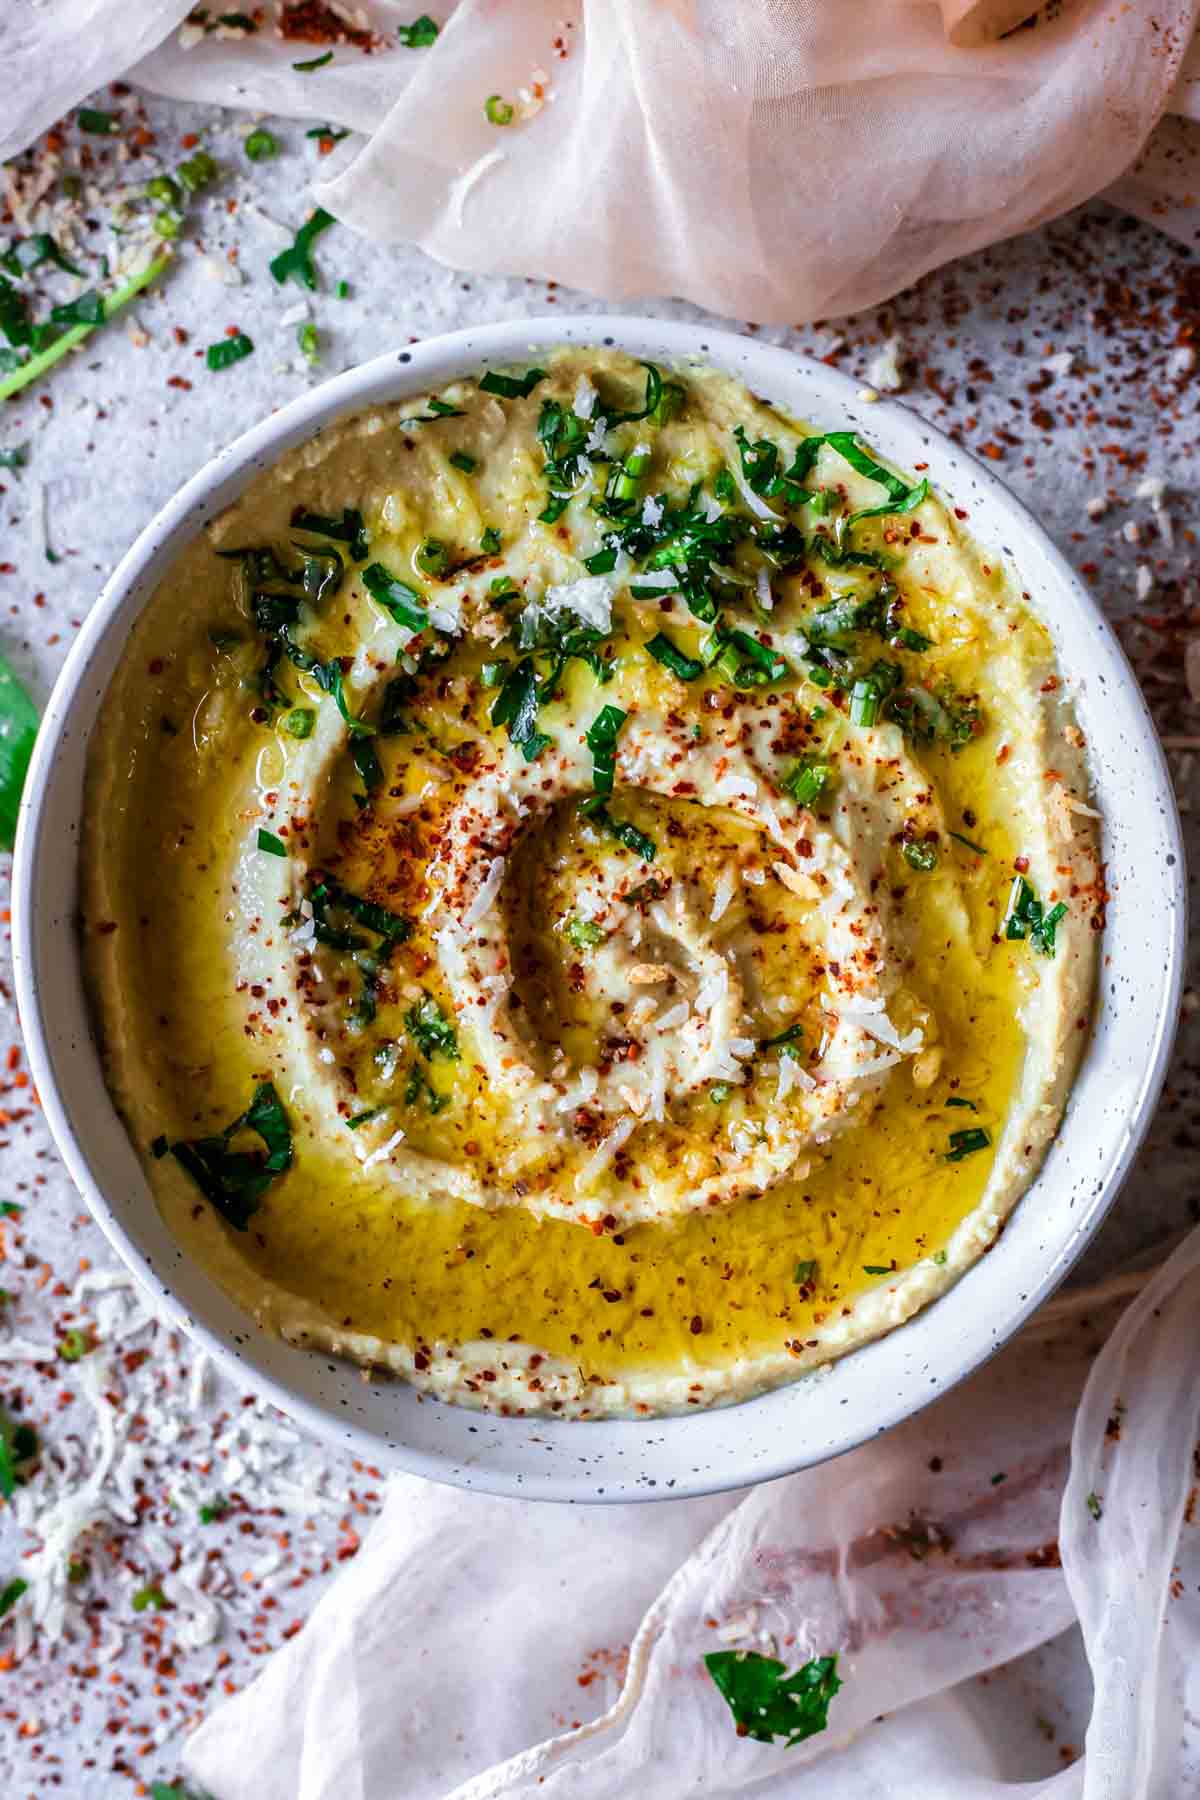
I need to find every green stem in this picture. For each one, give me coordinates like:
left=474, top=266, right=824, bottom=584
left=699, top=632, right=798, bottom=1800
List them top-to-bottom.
left=0, top=252, right=173, bottom=404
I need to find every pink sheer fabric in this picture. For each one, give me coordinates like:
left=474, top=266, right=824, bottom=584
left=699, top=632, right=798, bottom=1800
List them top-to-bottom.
left=2, top=2, right=1198, bottom=322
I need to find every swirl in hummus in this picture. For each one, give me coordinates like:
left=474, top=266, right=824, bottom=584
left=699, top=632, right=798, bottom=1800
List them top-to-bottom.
left=82, top=348, right=1104, bottom=1418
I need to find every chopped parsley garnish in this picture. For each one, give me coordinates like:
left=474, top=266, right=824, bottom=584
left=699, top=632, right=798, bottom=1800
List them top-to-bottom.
left=397, top=14, right=439, bottom=45
left=293, top=49, right=333, bottom=70
left=485, top=94, right=515, bottom=126
left=78, top=108, right=117, bottom=134
left=245, top=128, right=278, bottom=160
left=269, top=207, right=335, bottom=289
left=1, top=236, right=83, bottom=278
left=49, top=292, right=105, bottom=327
left=206, top=332, right=254, bottom=371
left=479, top=366, right=546, bottom=400
left=449, top=450, right=477, bottom=474
left=293, top=505, right=368, bottom=561
left=362, top=561, right=428, bottom=631
left=646, top=632, right=704, bottom=682
left=0, top=650, right=39, bottom=851
left=492, top=659, right=550, bottom=761
left=585, top=703, right=627, bottom=798
left=351, top=736, right=384, bottom=794
left=782, top=758, right=833, bottom=807
left=580, top=801, right=656, bottom=862
left=257, top=828, right=287, bottom=857
left=902, top=839, right=938, bottom=872
left=310, top=875, right=412, bottom=949
left=1003, top=875, right=1067, bottom=956
left=565, top=917, right=605, bottom=949
left=405, top=993, right=459, bottom=1061
left=405, top=1065, right=449, bottom=1113
left=170, top=1083, right=293, bottom=1231
left=945, top=1096, right=978, bottom=1110
left=347, top=1107, right=383, bottom=1129
left=945, top=1126, right=992, bottom=1162
left=793, top=1258, right=817, bottom=1287
left=863, top=1264, right=893, bottom=1275
left=0, top=1419, right=37, bottom=1501
left=1086, top=1491, right=1103, bottom=1521
left=199, top=1495, right=229, bottom=1523
left=0, top=1578, right=28, bottom=1617
left=132, top=1584, right=169, bottom=1612
left=704, top=1651, right=841, bottom=1747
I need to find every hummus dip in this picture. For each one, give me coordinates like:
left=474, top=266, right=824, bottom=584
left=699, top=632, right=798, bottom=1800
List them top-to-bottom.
left=82, top=348, right=1104, bottom=1418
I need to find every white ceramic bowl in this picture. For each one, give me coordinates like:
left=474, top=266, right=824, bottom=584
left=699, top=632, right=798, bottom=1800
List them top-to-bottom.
left=12, top=317, right=1185, bottom=1502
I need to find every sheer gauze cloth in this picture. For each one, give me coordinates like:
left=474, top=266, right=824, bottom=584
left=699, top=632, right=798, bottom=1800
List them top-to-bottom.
left=3, top=0, right=1200, bottom=320
left=178, top=1224, right=1200, bottom=1800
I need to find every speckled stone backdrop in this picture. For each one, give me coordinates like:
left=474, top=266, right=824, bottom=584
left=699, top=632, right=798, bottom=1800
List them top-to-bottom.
left=0, top=90, right=1196, bottom=1798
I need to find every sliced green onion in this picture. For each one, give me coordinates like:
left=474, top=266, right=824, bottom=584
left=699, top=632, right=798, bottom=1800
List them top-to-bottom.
left=293, top=49, right=333, bottom=70
left=485, top=95, right=515, bottom=126
left=78, top=108, right=116, bottom=134
left=244, top=128, right=279, bottom=161
left=178, top=150, right=219, bottom=192
left=145, top=175, right=182, bottom=205
left=269, top=207, right=335, bottom=290
left=0, top=251, right=171, bottom=405
left=297, top=321, right=320, bottom=364
left=449, top=450, right=476, bottom=474
left=416, top=538, right=450, bottom=578
left=646, top=632, right=703, bottom=682
left=284, top=707, right=315, bottom=739
left=783, top=759, right=833, bottom=807
left=257, top=828, right=288, bottom=856
left=902, top=839, right=938, bottom=872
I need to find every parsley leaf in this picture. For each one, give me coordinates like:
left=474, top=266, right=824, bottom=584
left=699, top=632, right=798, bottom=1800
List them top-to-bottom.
left=397, top=14, right=439, bottom=45
left=269, top=207, right=335, bottom=289
left=362, top=561, right=428, bottom=632
left=584, top=703, right=627, bottom=798
left=405, top=993, right=459, bottom=1060
left=170, top=1083, right=293, bottom=1231
left=704, top=1650, right=841, bottom=1746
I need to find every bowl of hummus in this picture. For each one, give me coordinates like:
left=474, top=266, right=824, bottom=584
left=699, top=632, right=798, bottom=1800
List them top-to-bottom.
left=13, top=318, right=1184, bottom=1499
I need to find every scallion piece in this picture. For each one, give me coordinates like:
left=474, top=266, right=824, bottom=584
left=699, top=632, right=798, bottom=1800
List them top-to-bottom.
left=293, top=49, right=333, bottom=70
left=485, top=94, right=515, bottom=126
left=78, top=108, right=116, bottom=134
left=245, top=128, right=279, bottom=161
left=269, top=207, right=335, bottom=290
left=297, top=321, right=320, bottom=364
left=449, top=450, right=476, bottom=474
left=646, top=632, right=703, bottom=682
left=284, top=707, right=315, bottom=739
left=782, top=759, right=833, bottom=807
left=257, top=828, right=287, bottom=856
left=902, top=839, right=938, bottom=872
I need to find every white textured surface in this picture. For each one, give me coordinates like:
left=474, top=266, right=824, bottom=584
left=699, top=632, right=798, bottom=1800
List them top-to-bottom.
left=0, top=91, right=1197, bottom=1795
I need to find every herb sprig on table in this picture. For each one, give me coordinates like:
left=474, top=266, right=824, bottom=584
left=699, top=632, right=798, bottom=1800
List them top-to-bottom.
left=704, top=1650, right=842, bottom=1746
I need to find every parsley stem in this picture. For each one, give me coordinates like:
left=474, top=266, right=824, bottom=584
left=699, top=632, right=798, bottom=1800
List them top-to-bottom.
left=0, top=253, right=171, bottom=404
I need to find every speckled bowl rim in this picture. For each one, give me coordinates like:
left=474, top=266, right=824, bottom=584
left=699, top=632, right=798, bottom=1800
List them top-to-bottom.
left=12, top=315, right=1186, bottom=1503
